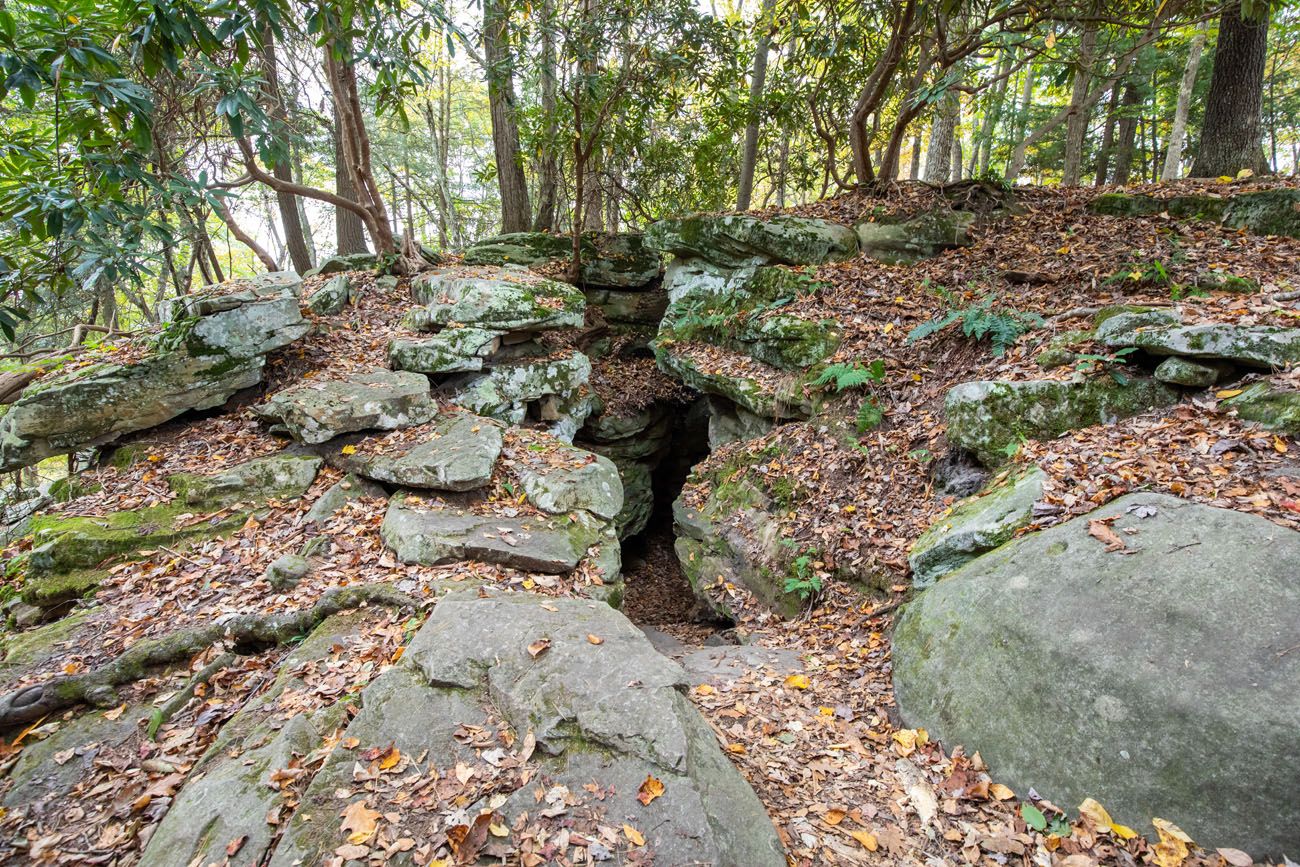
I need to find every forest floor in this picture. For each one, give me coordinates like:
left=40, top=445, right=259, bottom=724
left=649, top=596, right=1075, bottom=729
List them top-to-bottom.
left=2, top=180, right=1298, bottom=865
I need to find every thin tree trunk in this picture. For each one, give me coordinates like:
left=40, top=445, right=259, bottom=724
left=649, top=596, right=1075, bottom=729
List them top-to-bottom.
left=484, top=0, right=532, bottom=232
left=533, top=0, right=560, bottom=231
left=736, top=0, right=777, bottom=210
left=1191, top=1, right=1270, bottom=177
left=1162, top=21, right=1208, bottom=180
left=1063, top=24, right=1099, bottom=185
left=260, top=30, right=313, bottom=273
left=975, top=50, right=1013, bottom=176
left=1006, top=62, right=1034, bottom=178
left=1094, top=82, right=1121, bottom=184
left=1112, top=82, right=1142, bottom=185
left=909, top=133, right=922, bottom=179
left=291, top=140, right=317, bottom=263
left=210, top=196, right=281, bottom=271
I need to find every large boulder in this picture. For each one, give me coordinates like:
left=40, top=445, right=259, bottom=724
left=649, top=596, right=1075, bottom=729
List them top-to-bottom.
left=1090, top=188, right=1300, bottom=238
left=854, top=210, right=975, bottom=264
left=646, top=214, right=857, bottom=268
left=463, top=231, right=661, bottom=288
left=406, top=271, right=584, bottom=332
left=304, top=273, right=351, bottom=314
left=0, top=274, right=308, bottom=472
left=1098, top=313, right=1300, bottom=369
left=387, top=326, right=503, bottom=373
left=452, top=350, right=594, bottom=442
left=254, top=369, right=437, bottom=444
left=944, top=377, right=1179, bottom=465
left=1221, top=382, right=1300, bottom=434
left=328, top=413, right=503, bottom=491
left=512, top=441, right=624, bottom=520
left=167, top=453, right=322, bottom=507
left=907, top=465, right=1045, bottom=589
left=893, top=493, right=1300, bottom=857
left=268, top=591, right=786, bottom=867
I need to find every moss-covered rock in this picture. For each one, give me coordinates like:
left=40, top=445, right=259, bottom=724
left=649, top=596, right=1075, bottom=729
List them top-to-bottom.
left=1090, top=188, right=1300, bottom=238
left=853, top=209, right=975, bottom=264
left=646, top=214, right=858, bottom=268
left=302, top=252, right=378, bottom=278
left=407, top=270, right=585, bottom=332
left=304, top=274, right=350, bottom=314
left=1099, top=315, right=1300, bottom=369
left=387, top=327, right=503, bottom=373
left=653, top=343, right=814, bottom=421
left=452, top=350, right=594, bottom=441
left=1153, top=356, right=1234, bottom=387
left=254, top=369, right=437, bottom=444
left=944, top=377, right=1180, bottom=465
left=1221, top=382, right=1300, bottom=433
left=167, top=453, right=322, bottom=507
left=908, top=466, right=1045, bottom=588
left=893, top=492, right=1300, bottom=856
left=27, top=503, right=248, bottom=576
left=1, top=609, right=92, bottom=670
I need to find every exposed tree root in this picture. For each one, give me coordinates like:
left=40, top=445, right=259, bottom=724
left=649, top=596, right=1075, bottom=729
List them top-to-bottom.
left=0, top=584, right=419, bottom=731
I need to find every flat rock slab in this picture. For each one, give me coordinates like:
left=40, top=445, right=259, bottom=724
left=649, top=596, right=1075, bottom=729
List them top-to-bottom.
left=646, top=214, right=857, bottom=268
left=463, top=231, right=661, bottom=288
left=175, top=271, right=310, bottom=359
left=407, top=271, right=584, bottom=332
left=305, top=273, right=350, bottom=314
left=1098, top=313, right=1300, bottom=369
left=387, top=327, right=503, bottom=373
left=452, top=350, right=594, bottom=441
left=255, top=369, right=436, bottom=444
left=944, top=377, right=1179, bottom=465
left=1221, top=382, right=1300, bottom=434
left=330, top=413, right=504, bottom=491
left=512, top=441, right=623, bottom=520
left=168, top=453, right=322, bottom=507
left=908, top=465, right=1045, bottom=588
left=381, top=492, right=606, bottom=573
left=894, top=493, right=1300, bottom=857
left=270, top=591, right=785, bottom=867
left=679, top=645, right=804, bottom=688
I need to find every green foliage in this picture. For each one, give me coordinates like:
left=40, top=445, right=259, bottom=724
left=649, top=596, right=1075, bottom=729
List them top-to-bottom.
left=907, top=296, right=1043, bottom=356
left=1073, top=346, right=1137, bottom=377
left=812, top=359, right=886, bottom=392
left=855, top=398, right=883, bottom=433
left=782, top=548, right=822, bottom=601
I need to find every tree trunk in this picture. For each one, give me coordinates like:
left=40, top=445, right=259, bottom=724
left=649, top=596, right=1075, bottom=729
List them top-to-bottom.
left=484, top=0, right=532, bottom=232
left=532, top=0, right=560, bottom=231
left=736, top=0, right=777, bottom=211
left=1191, top=1, right=1270, bottom=177
left=1162, top=21, right=1208, bottom=180
left=1063, top=24, right=1099, bottom=186
left=260, top=30, right=313, bottom=273
left=331, top=41, right=370, bottom=256
left=975, top=50, right=1013, bottom=177
left=1006, top=62, right=1034, bottom=178
left=1094, top=82, right=1121, bottom=184
left=1112, top=82, right=1142, bottom=185
left=924, top=90, right=958, bottom=183
left=909, top=132, right=922, bottom=179
left=210, top=195, right=281, bottom=271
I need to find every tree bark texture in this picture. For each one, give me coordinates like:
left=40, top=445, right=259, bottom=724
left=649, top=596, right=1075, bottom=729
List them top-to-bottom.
left=484, top=0, right=532, bottom=232
left=1192, top=2, right=1269, bottom=177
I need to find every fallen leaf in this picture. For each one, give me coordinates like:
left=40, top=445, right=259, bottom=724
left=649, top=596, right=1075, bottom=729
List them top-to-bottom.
left=341, top=444, right=358, bottom=455
left=1087, top=518, right=1126, bottom=552
left=587, top=634, right=604, bottom=645
left=527, top=638, right=551, bottom=659
left=784, top=674, right=810, bottom=690
left=102, top=704, right=127, bottom=721
left=378, top=745, right=401, bottom=770
left=636, top=775, right=664, bottom=806
left=989, top=783, right=1015, bottom=800
left=1078, top=797, right=1138, bottom=839
left=340, top=800, right=380, bottom=845
left=823, top=808, right=846, bottom=826
left=1152, top=817, right=1193, bottom=867
left=623, top=824, right=645, bottom=846
left=848, top=829, right=878, bottom=851
left=225, top=835, right=247, bottom=857
left=1217, top=848, right=1253, bottom=867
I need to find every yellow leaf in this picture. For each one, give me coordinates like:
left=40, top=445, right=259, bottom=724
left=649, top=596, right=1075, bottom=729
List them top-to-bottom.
left=1236, top=168, right=1255, bottom=180
left=1217, top=175, right=1235, bottom=183
left=1056, top=244, right=1070, bottom=255
left=882, top=323, right=894, bottom=335
left=1216, top=388, right=1244, bottom=398
left=1274, top=436, right=1288, bottom=454
left=341, top=445, right=358, bottom=455
left=587, top=634, right=604, bottom=645
left=784, top=674, right=810, bottom=690
left=695, top=683, right=715, bottom=696
left=102, top=704, right=126, bottom=721
left=818, top=706, right=834, bottom=716
left=891, top=728, right=928, bottom=756
left=726, top=742, right=746, bottom=754
left=378, top=746, right=401, bottom=770
left=636, top=775, right=665, bottom=806
left=989, top=783, right=1015, bottom=800
left=1079, top=797, right=1138, bottom=838
left=341, top=800, right=380, bottom=845
left=823, top=808, right=846, bottom=826
left=1152, top=818, right=1193, bottom=867
left=488, top=822, right=509, bottom=837
left=623, top=824, right=645, bottom=846
left=848, top=829, right=879, bottom=851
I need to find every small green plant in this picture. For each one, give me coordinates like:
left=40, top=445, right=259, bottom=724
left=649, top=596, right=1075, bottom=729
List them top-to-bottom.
left=907, top=296, right=1043, bottom=356
left=1074, top=346, right=1138, bottom=383
left=812, top=359, right=886, bottom=392
left=855, top=398, right=883, bottom=433
left=1000, top=435, right=1026, bottom=459
left=907, top=448, right=933, bottom=463
left=783, top=549, right=823, bottom=601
